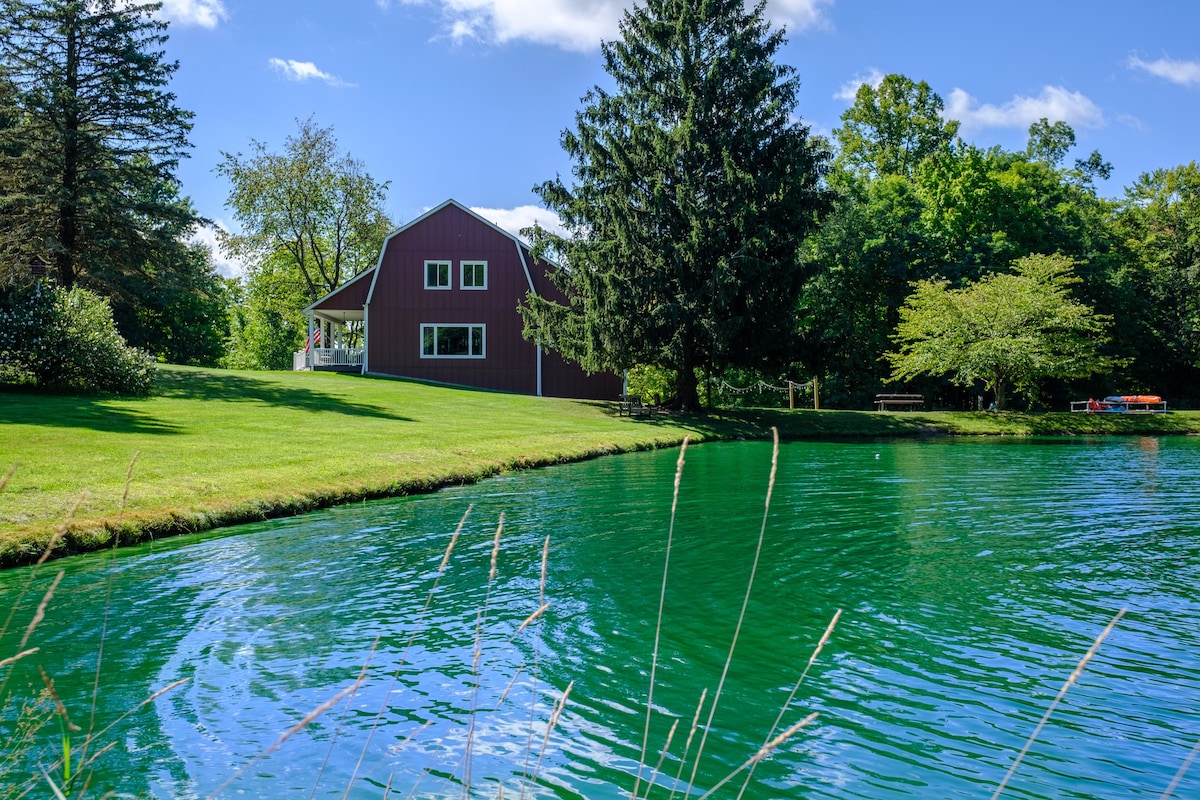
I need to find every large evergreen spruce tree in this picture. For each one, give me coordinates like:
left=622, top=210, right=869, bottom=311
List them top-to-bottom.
left=0, top=0, right=197, bottom=293
left=521, top=0, right=829, bottom=410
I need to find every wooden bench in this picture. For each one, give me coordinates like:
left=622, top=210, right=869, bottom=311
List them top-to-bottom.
left=875, top=393, right=924, bottom=412
left=618, top=394, right=653, bottom=418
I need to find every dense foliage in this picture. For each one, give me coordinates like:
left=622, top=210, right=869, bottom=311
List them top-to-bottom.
left=0, top=0, right=226, bottom=367
left=0, top=0, right=197, bottom=289
left=521, top=0, right=829, bottom=410
left=0, top=1, right=1195, bottom=409
left=797, top=72, right=1198, bottom=409
left=216, top=118, right=393, bottom=369
left=886, top=254, right=1121, bottom=410
left=0, top=282, right=155, bottom=394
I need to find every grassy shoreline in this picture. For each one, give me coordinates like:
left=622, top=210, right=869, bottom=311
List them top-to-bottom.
left=2, top=365, right=1197, bottom=568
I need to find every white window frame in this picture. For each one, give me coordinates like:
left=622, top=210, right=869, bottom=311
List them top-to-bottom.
left=424, top=260, right=452, bottom=290
left=460, top=260, right=488, bottom=290
left=420, top=323, right=486, bottom=359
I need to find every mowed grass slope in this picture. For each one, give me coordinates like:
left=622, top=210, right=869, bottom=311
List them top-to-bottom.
left=2, top=365, right=1197, bottom=567
left=0, top=366, right=704, bottom=565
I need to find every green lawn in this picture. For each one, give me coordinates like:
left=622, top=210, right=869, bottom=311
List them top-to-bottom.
left=2, top=365, right=1197, bottom=567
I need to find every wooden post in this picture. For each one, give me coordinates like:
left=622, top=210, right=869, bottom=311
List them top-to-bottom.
left=813, top=375, right=820, bottom=410
left=789, top=381, right=795, bottom=410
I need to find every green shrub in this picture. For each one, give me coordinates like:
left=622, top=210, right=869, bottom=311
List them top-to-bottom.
left=0, top=283, right=155, bottom=395
left=626, top=364, right=675, bottom=405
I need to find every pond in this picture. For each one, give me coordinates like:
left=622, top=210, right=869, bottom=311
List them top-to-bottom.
left=3, top=436, right=1200, bottom=799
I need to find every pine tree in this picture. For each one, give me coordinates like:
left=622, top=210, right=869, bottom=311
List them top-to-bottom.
left=0, top=0, right=196, bottom=292
left=521, top=0, right=829, bottom=410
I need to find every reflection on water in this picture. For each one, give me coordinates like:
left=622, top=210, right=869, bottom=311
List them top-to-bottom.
left=3, top=437, right=1200, bottom=798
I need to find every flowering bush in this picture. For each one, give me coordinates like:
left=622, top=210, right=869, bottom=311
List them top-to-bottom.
left=0, top=283, right=156, bottom=395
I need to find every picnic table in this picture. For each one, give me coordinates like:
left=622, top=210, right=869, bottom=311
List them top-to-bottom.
left=875, top=393, right=924, bottom=411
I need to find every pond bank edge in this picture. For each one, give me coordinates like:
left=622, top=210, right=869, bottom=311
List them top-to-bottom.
left=6, top=409, right=1199, bottom=570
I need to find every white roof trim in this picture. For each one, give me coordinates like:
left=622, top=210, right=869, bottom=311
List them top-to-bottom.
left=364, top=198, right=554, bottom=305
left=302, top=266, right=378, bottom=314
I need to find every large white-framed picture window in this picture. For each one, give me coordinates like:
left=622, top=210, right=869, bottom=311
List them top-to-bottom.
left=425, top=260, right=451, bottom=289
left=461, top=261, right=487, bottom=290
left=421, top=324, right=485, bottom=358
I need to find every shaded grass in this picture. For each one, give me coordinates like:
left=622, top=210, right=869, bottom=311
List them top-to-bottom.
left=2, top=364, right=1197, bottom=568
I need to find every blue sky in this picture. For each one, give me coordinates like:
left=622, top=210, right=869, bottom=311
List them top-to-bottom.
left=153, top=0, right=1200, bottom=276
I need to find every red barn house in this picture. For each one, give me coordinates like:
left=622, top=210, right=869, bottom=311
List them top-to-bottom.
left=297, top=199, right=622, bottom=400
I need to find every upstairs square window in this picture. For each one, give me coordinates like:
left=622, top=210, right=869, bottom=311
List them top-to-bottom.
left=425, top=260, right=451, bottom=289
left=461, top=261, right=488, bottom=290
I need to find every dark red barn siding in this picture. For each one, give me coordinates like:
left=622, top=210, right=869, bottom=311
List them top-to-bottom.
left=303, top=200, right=621, bottom=399
left=355, top=201, right=620, bottom=399
left=366, top=203, right=539, bottom=393
left=527, top=255, right=623, bottom=399
left=314, top=267, right=373, bottom=312
left=542, top=348, right=623, bottom=399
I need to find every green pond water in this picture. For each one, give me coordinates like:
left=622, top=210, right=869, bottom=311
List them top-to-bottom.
left=3, top=437, right=1200, bottom=799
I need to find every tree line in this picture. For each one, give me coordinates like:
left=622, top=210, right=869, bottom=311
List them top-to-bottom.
left=1, top=0, right=1196, bottom=409
left=525, top=0, right=1199, bottom=410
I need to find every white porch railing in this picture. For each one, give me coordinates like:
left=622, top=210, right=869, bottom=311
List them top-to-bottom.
left=293, top=347, right=364, bottom=370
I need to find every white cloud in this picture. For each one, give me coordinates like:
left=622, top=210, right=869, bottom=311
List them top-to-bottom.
left=109, top=0, right=226, bottom=28
left=156, top=0, right=227, bottom=28
left=392, top=0, right=830, bottom=52
left=765, top=0, right=832, bottom=32
left=1127, top=55, right=1200, bottom=88
left=268, top=59, right=355, bottom=88
left=834, top=67, right=885, bottom=101
left=944, top=85, right=1104, bottom=133
left=471, top=205, right=566, bottom=242
left=189, top=221, right=247, bottom=279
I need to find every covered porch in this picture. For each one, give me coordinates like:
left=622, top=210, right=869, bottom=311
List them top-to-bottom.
left=293, top=307, right=366, bottom=373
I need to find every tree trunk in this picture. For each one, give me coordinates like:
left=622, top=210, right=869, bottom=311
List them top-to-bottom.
left=675, top=367, right=701, bottom=413
left=993, top=379, right=1007, bottom=411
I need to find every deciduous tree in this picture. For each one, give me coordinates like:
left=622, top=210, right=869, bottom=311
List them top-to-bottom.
left=521, top=0, right=829, bottom=410
left=834, top=74, right=958, bottom=180
left=216, top=117, right=393, bottom=303
left=1113, top=162, right=1200, bottom=401
left=885, top=254, right=1120, bottom=409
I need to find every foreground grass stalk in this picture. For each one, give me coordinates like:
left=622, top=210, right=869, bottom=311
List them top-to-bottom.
left=685, top=427, right=779, bottom=795
left=633, top=436, right=689, bottom=800
left=82, top=452, right=140, bottom=775
left=1, top=490, right=80, bottom=662
left=341, top=506, right=473, bottom=795
left=462, top=514, right=505, bottom=798
left=517, top=536, right=551, bottom=794
left=20, top=571, right=63, bottom=651
left=990, top=607, right=1127, bottom=799
left=736, top=609, right=841, bottom=798
left=309, top=635, right=382, bottom=800
left=0, top=647, right=38, bottom=669
left=494, top=664, right=525, bottom=710
left=39, top=668, right=79, bottom=790
left=206, top=677, right=367, bottom=799
left=80, top=678, right=191, bottom=764
left=521, top=681, right=574, bottom=800
left=667, top=688, right=708, bottom=800
left=697, top=712, right=819, bottom=800
left=641, top=718, right=679, bottom=800
left=1159, top=735, right=1200, bottom=800
left=40, top=767, right=68, bottom=800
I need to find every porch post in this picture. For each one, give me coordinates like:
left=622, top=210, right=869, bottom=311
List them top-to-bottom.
left=362, top=303, right=369, bottom=374
left=306, top=313, right=314, bottom=369
left=536, top=344, right=543, bottom=397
